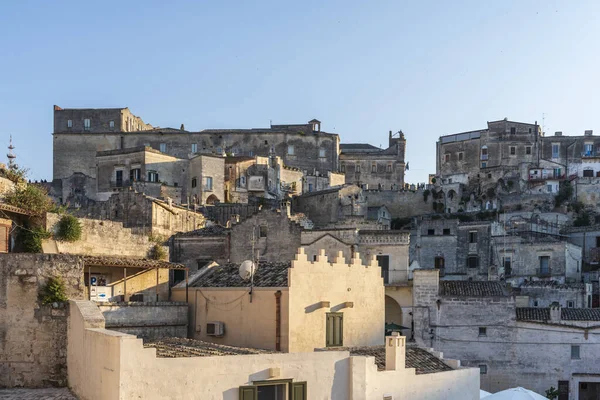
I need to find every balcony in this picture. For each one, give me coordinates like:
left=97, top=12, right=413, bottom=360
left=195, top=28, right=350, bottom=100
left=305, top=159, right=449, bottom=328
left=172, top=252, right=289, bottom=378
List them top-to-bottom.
left=581, top=150, right=600, bottom=158
left=480, top=154, right=489, bottom=161
left=110, top=180, right=133, bottom=188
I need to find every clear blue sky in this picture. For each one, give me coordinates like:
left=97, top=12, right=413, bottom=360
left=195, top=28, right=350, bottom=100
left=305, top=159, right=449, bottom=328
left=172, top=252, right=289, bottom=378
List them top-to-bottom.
left=2, top=0, right=599, bottom=182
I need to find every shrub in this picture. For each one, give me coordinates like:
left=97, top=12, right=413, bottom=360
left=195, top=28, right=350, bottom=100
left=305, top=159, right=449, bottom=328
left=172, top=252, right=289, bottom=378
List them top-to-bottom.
left=431, top=178, right=436, bottom=184
left=554, top=180, right=573, bottom=207
left=4, top=184, right=53, bottom=216
left=423, top=190, right=430, bottom=202
left=573, top=212, right=591, bottom=227
left=56, top=215, right=82, bottom=242
left=18, top=226, right=51, bottom=253
left=148, top=233, right=167, bottom=244
left=149, top=244, right=167, bottom=260
left=39, top=277, right=68, bottom=305
left=545, top=386, right=559, bottom=400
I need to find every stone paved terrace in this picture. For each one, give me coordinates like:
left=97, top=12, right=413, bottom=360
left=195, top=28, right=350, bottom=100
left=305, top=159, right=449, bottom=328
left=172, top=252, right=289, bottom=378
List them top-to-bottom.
left=0, top=388, right=78, bottom=400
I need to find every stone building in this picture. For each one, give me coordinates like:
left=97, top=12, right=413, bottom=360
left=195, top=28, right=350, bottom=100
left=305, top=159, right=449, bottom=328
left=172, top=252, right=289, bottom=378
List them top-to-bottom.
left=53, top=106, right=340, bottom=193
left=339, top=130, right=406, bottom=190
left=293, top=184, right=366, bottom=228
left=175, top=247, right=384, bottom=352
left=411, top=270, right=600, bottom=398
left=69, top=299, right=479, bottom=400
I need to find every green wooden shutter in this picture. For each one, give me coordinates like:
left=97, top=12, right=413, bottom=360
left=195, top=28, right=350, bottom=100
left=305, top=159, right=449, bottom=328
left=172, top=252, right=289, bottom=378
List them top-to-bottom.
left=291, top=381, right=307, bottom=400
left=239, top=386, right=257, bottom=400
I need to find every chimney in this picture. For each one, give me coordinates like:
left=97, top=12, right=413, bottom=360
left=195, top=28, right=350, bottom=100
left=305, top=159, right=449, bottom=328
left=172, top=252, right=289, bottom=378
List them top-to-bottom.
left=54, top=105, right=63, bottom=111
left=585, top=130, right=593, bottom=136
left=554, top=131, right=562, bottom=137
left=550, top=301, right=561, bottom=322
left=385, top=332, right=406, bottom=371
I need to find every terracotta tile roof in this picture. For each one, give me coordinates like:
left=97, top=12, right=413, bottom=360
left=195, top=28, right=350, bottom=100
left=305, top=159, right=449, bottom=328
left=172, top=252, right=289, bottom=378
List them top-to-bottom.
left=0, top=202, right=36, bottom=216
left=175, top=225, right=228, bottom=237
left=82, top=256, right=186, bottom=270
left=190, top=261, right=290, bottom=288
left=520, top=280, right=584, bottom=289
left=439, top=281, right=507, bottom=297
left=516, top=307, right=550, bottom=321
left=561, top=308, right=600, bottom=321
left=144, top=338, right=274, bottom=357
left=323, top=346, right=453, bottom=374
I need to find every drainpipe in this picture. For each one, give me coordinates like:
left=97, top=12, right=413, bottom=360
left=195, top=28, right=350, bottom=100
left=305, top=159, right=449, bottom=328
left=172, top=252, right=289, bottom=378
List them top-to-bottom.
left=275, top=290, right=282, bottom=351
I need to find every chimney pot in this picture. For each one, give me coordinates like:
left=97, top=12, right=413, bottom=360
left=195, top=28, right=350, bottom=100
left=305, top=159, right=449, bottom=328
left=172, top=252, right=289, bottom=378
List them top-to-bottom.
left=585, top=130, right=593, bottom=136
left=555, top=131, right=562, bottom=136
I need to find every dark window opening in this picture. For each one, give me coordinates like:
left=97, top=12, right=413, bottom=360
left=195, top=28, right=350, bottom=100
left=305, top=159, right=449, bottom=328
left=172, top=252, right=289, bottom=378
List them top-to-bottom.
left=510, top=127, right=516, bottom=134
left=526, top=146, right=532, bottom=155
left=259, top=225, right=267, bottom=238
left=443, top=228, right=450, bottom=235
left=427, top=229, right=435, bottom=236
left=469, top=231, right=478, bottom=243
left=376, top=255, right=389, bottom=284
left=467, top=256, right=479, bottom=268
left=326, top=313, right=343, bottom=347
left=479, top=327, right=487, bottom=336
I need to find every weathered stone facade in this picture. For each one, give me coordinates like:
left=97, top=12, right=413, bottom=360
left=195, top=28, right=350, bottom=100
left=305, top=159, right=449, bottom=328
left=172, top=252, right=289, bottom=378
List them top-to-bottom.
left=339, top=130, right=406, bottom=190
left=0, top=254, right=85, bottom=387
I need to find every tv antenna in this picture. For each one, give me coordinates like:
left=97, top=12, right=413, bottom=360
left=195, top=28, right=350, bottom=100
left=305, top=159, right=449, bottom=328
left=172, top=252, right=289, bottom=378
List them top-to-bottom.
left=239, top=224, right=260, bottom=302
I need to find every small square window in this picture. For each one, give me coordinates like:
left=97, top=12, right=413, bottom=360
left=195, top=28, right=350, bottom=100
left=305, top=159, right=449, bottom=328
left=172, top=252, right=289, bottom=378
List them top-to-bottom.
left=67, top=119, right=73, bottom=128
left=84, top=119, right=91, bottom=130
left=109, top=120, right=115, bottom=129
left=510, top=127, right=516, bottom=134
left=159, top=143, right=166, bottom=153
left=191, top=143, right=198, bottom=153
left=288, top=145, right=295, bottom=155
left=510, top=146, right=516, bottom=155
left=526, top=146, right=532, bottom=155
left=319, top=148, right=326, bottom=158
left=458, top=152, right=463, bottom=161
left=445, top=154, right=450, bottom=162
left=481, top=162, right=487, bottom=168
left=340, top=163, right=345, bottom=173
left=356, top=164, right=361, bottom=173
left=371, top=164, right=377, bottom=173
left=387, top=164, right=392, bottom=173
left=487, top=173, right=492, bottom=179
left=191, top=177, right=197, bottom=188
left=259, top=225, right=268, bottom=238
left=443, top=228, right=450, bottom=235
left=427, top=229, right=435, bottom=236
left=467, top=256, right=479, bottom=268
left=533, top=300, right=539, bottom=307
left=567, top=301, right=574, bottom=308
left=478, top=327, right=487, bottom=336
left=571, top=345, right=580, bottom=359
left=479, top=365, right=487, bottom=374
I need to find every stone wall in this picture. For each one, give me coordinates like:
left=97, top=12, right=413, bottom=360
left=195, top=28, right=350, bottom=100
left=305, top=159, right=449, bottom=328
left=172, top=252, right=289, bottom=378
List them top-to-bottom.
left=363, top=189, right=436, bottom=219
left=203, top=203, right=259, bottom=226
left=44, top=213, right=158, bottom=258
left=172, top=234, right=228, bottom=272
left=0, top=254, right=85, bottom=387
left=97, top=302, right=188, bottom=340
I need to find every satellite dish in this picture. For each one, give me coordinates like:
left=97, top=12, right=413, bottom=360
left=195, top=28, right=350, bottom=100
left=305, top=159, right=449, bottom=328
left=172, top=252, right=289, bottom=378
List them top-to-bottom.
left=239, top=260, right=256, bottom=281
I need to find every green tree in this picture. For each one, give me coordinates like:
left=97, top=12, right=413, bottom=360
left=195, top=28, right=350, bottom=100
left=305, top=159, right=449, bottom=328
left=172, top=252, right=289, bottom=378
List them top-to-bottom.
left=5, top=184, right=53, bottom=216
left=56, top=215, right=82, bottom=242
left=39, top=277, right=68, bottom=305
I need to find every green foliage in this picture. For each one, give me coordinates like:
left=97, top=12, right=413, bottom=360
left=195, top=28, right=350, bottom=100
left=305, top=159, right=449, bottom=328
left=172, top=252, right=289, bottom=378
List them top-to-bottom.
left=1, top=165, right=28, bottom=184
left=430, top=177, right=436, bottom=184
left=507, top=179, right=514, bottom=188
left=554, top=180, right=573, bottom=207
left=5, top=184, right=53, bottom=216
left=486, top=187, right=496, bottom=198
left=423, top=189, right=430, bottom=202
left=476, top=210, right=497, bottom=221
left=573, top=212, right=591, bottom=227
left=457, top=214, right=475, bottom=222
left=56, top=215, right=82, bottom=242
left=18, top=226, right=51, bottom=253
left=148, top=233, right=167, bottom=244
left=149, top=244, right=167, bottom=260
left=39, top=277, right=68, bottom=305
left=545, top=386, right=559, bottom=400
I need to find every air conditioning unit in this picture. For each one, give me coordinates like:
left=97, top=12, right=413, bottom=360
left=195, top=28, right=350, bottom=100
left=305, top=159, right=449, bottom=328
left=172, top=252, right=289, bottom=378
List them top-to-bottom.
left=206, top=321, right=225, bottom=337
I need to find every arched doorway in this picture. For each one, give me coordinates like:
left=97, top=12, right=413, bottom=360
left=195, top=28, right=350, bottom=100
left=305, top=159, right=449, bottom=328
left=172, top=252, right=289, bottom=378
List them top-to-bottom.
left=205, top=194, right=219, bottom=205
left=385, top=295, right=403, bottom=325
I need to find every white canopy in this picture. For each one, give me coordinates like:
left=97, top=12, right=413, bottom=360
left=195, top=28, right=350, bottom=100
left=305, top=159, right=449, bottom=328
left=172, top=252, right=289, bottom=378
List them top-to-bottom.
left=483, top=387, right=546, bottom=400
left=480, top=389, right=492, bottom=398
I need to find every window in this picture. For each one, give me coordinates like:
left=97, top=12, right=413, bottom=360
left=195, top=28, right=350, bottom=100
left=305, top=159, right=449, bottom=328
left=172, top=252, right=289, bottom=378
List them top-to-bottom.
left=67, top=119, right=73, bottom=128
left=84, top=119, right=91, bottom=130
left=109, top=120, right=115, bottom=129
left=510, top=127, right=516, bottom=135
left=529, top=128, right=532, bottom=133
left=159, top=143, right=166, bottom=153
left=191, top=143, right=197, bottom=153
left=584, top=143, right=593, bottom=156
left=552, top=144, right=560, bottom=158
left=288, top=145, right=294, bottom=155
left=480, top=146, right=488, bottom=160
left=510, top=146, right=516, bottom=155
left=526, top=146, right=532, bottom=155
left=216, top=147, right=222, bottom=155
left=319, top=148, right=326, bottom=158
left=458, top=152, right=463, bottom=161
left=444, top=154, right=450, bottom=162
left=481, top=162, right=487, bottom=168
left=340, top=163, right=345, bottom=173
left=371, top=163, right=377, bottom=173
left=387, top=163, right=392, bottom=173
left=356, top=164, right=360, bottom=173
left=129, top=168, right=141, bottom=182
left=554, top=168, right=562, bottom=178
left=583, top=169, right=594, bottom=177
left=115, top=170, right=123, bottom=187
left=147, top=171, right=159, bottom=183
left=240, top=176, right=246, bottom=187
left=191, top=177, right=197, bottom=188
left=205, top=177, right=213, bottom=191
left=308, top=183, right=313, bottom=192
left=258, top=225, right=268, bottom=238
left=443, top=228, right=450, bottom=235
left=427, top=229, right=435, bottom=236
left=469, top=231, right=478, bottom=243
left=377, top=255, right=390, bottom=284
left=434, top=256, right=445, bottom=269
left=467, top=256, right=479, bottom=268
left=503, top=256, right=512, bottom=276
left=539, top=256, right=550, bottom=275
left=533, top=300, right=539, bottom=307
left=567, top=301, right=574, bottom=308
left=326, top=312, right=343, bottom=347
left=478, top=327, right=487, bottom=336
left=571, top=345, right=580, bottom=360
left=479, top=365, right=487, bottom=374
left=239, top=381, right=307, bottom=400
